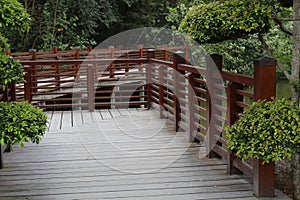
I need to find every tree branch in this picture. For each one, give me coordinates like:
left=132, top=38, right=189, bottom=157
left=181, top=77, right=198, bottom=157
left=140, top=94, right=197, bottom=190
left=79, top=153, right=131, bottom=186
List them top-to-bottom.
left=273, top=17, right=293, bottom=36
left=275, top=17, right=300, bottom=21
left=258, top=34, right=291, bottom=79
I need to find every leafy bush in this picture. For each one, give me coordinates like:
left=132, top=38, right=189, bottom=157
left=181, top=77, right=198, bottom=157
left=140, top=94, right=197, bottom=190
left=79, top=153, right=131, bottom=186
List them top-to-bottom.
left=180, top=0, right=276, bottom=43
left=0, top=54, right=24, bottom=87
left=226, top=98, right=300, bottom=163
left=0, top=101, right=48, bottom=147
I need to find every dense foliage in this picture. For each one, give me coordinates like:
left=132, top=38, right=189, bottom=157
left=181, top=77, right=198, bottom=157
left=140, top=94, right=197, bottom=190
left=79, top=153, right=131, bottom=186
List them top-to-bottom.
left=0, top=0, right=30, bottom=51
left=0, top=0, right=28, bottom=86
left=15, top=0, right=176, bottom=51
left=166, top=0, right=267, bottom=75
left=179, top=0, right=275, bottom=43
left=0, top=54, right=24, bottom=86
left=226, top=98, right=300, bottom=163
left=0, top=101, right=47, bottom=147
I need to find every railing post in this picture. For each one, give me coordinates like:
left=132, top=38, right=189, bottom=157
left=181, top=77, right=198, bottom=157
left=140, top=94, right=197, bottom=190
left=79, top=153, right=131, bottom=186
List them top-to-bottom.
left=184, top=44, right=189, bottom=63
left=139, top=45, right=144, bottom=73
left=109, top=46, right=115, bottom=78
left=162, top=47, right=168, bottom=61
left=53, top=48, right=61, bottom=87
left=73, top=48, right=80, bottom=78
left=29, top=49, right=37, bottom=93
left=146, top=49, right=155, bottom=109
left=173, top=51, right=186, bottom=132
left=125, top=52, right=130, bottom=72
left=205, top=54, right=223, bottom=158
left=252, top=57, right=277, bottom=197
left=87, top=65, right=95, bottom=112
left=24, top=66, right=32, bottom=103
left=158, top=66, right=164, bottom=118
left=188, top=73, right=197, bottom=142
left=9, top=82, right=16, bottom=102
left=227, top=82, right=243, bottom=175
left=2, top=85, right=8, bottom=102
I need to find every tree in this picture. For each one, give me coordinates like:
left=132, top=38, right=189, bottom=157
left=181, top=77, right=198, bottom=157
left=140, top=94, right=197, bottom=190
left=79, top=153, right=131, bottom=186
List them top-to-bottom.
left=0, top=0, right=30, bottom=51
left=0, top=0, right=30, bottom=84
left=16, top=0, right=139, bottom=50
left=16, top=0, right=177, bottom=51
left=166, top=0, right=267, bottom=76
left=177, top=0, right=299, bottom=199
left=179, top=0, right=299, bottom=103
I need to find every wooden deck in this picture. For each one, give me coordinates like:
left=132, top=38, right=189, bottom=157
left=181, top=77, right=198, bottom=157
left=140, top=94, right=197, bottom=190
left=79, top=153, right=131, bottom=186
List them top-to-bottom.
left=0, top=109, right=290, bottom=200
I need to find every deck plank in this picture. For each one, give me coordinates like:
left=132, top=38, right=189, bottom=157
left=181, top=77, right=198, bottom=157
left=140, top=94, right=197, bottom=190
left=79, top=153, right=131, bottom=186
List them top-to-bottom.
left=0, top=109, right=290, bottom=200
left=72, top=109, right=83, bottom=126
left=100, top=109, right=113, bottom=120
left=48, top=111, right=62, bottom=131
left=61, top=111, right=72, bottom=129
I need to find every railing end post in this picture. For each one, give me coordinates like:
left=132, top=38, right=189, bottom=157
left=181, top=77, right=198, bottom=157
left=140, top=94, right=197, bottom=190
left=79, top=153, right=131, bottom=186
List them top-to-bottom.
left=254, top=57, right=277, bottom=101
left=253, top=159, right=275, bottom=197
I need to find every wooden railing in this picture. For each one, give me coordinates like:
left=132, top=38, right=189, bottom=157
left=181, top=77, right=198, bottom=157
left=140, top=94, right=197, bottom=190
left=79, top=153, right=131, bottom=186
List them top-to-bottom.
left=2, top=47, right=277, bottom=197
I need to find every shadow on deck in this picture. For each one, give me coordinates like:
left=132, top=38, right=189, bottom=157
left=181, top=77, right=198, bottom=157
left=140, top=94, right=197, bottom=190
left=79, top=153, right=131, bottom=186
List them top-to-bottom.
left=0, top=109, right=290, bottom=200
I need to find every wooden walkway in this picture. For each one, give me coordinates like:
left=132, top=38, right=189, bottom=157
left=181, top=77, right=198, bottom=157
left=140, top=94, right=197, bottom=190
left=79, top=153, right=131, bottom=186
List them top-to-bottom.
left=0, top=109, right=290, bottom=200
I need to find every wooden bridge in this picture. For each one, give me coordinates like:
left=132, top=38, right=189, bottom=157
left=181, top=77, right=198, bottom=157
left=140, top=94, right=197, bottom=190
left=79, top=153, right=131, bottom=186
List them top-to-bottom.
left=0, top=47, right=291, bottom=199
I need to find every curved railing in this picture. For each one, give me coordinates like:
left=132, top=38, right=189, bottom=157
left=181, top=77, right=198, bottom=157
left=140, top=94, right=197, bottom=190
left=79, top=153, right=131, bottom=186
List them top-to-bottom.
left=1, top=47, right=277, bottom=197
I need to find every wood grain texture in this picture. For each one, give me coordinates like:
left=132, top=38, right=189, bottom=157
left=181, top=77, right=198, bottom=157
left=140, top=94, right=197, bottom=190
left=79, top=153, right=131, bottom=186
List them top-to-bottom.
left=0, top=109, right=290, bottom=200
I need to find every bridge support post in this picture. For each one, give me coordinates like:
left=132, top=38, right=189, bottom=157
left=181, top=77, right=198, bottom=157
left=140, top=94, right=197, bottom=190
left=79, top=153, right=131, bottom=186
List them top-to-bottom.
left=29, top=49, right=37, bottom=93
left=146, top=49, right=155, bottom=109
left=173, top=51, right=186, bottom=132
left=252, top=57, right=277, bottom=197
left=87, top=65, right=95, bottom=112
left=24, top=66, right=32, bottom=103
left=188, top=73, right=197, bottom=142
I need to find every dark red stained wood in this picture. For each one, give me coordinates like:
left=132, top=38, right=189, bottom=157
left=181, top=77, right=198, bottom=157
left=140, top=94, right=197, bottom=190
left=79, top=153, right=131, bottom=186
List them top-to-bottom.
left=109, top=46, right=115, bottom=78
left=146, top=50, right=155, bottom=109
left=172, top=51, right=186, bottom=132
left=252, top=57, right=277, bottom=197
left=254, top=57, right=277, bottom=101
left=19, top=58, right=147, bottom=66
left=23, top=66, right=32, bottom=103
left=87, top=66, right=95, bottom=112
left=158, top=66, right=164, bottom=119
left=220, top=71, right=254, bottom=86
left=188, top=73, right=197, bottom=142
left=226, top=82, right=244, bottom=175
left=253, top=159, right=275, bottom=197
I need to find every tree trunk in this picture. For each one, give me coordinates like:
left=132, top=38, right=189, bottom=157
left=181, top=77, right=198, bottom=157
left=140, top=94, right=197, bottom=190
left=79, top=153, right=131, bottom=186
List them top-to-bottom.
left=291, top=0, right=300, bottom=104
left=291, top=2, right=300, bottom=199
left=291, top=153, right=300, bottom=200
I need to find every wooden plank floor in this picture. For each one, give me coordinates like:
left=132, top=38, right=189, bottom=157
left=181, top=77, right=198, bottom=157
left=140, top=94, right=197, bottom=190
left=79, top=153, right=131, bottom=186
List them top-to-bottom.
left=0, top=109, right=290, bottom=200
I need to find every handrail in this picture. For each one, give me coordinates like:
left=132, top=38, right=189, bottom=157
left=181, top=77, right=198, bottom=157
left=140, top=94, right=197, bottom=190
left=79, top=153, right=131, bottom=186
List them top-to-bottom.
left=19, top=58, right=147, bottom=66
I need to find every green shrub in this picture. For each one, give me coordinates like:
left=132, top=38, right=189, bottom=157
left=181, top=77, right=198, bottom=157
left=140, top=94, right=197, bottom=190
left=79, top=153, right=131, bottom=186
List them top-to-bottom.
left=180, top=0, right=275, bottom=43
left=0, top=53, right=24, bottom=87
left=226, top=98, right=300, bottom=163
left=0, top=101, right=48, bottom=147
